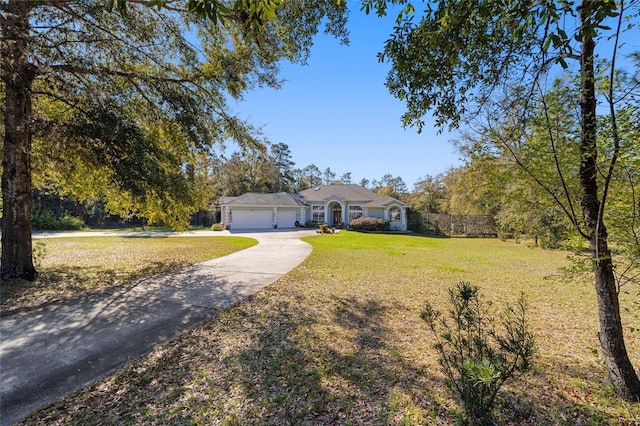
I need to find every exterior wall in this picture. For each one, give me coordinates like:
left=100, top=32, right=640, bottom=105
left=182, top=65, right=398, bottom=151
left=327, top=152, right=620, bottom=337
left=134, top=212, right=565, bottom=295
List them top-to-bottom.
left=221, top=196, right=407, bottom=231
left=221, top=206, right=227, bottom=225
left=366, top=208, right=385, bottom=219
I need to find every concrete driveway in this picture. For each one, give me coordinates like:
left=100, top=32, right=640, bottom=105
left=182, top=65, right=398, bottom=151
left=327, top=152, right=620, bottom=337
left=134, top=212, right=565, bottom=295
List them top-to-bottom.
left=0, top=229, right=316, bottom=426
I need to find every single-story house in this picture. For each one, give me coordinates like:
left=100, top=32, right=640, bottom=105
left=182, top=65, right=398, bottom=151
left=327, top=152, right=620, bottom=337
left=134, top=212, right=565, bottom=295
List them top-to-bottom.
left=219, top=184, right=408, bottom=231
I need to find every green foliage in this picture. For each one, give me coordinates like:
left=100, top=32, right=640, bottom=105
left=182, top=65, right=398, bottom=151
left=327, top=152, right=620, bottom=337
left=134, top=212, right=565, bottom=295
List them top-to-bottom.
left=18, top=0, right=350, bottom=233
left=598, top=106, right=640, bottom=289
left=270, top=143, right=295, bottom=192
left=214, top=148, right=280, bottom=197
left=291, top=164, right=323, bottom=192
left=371, top=173, right=408, bottom=199
left=408, top=174, right=448, bottom=213
left=32, top=211, right=84, bottom=230
left=349, top=217, right=390, bottom=231
left=211, top=223, right=227, bottom=231
left=32, top=241, right=47, bottom=267
left=421, top=282, right=536, bottom=425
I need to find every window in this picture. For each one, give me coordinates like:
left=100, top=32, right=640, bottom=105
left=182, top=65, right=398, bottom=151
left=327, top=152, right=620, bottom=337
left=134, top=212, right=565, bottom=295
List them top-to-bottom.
left=312, top=205, right=325, bottom=224
left=348, top=205, right=363, bottom=221
left=389, top=206, right=401, bottom=223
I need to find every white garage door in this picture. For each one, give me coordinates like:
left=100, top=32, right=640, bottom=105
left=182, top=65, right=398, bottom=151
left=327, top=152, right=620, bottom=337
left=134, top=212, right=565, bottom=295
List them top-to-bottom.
left=232, top=211, right=272, bottom=230
left=277, top=211, right=297, bottom=228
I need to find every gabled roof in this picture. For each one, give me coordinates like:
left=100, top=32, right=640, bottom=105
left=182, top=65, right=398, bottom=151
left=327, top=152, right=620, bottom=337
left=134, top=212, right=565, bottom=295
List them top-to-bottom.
left=298, top=184, right=407, bottom=207
left=299, top=184, right=382, bottom=202
left=220, top=185, right=408, bottom=208
left=221, top=192, right=307, bottom=207
left=364, top=195, right=409, bottom=208
left=218, top=196, right=237, bottom=205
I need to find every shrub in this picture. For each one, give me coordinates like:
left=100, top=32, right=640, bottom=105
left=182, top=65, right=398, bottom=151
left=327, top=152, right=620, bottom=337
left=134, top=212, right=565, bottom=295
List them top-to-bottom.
left=32, top=211, right=84, bottom=230
left=58, top=214, right=84, bottom=230
left=349, top=216, right=390, bottom=231
left=211, top=223, right=226, bottom=231
left=318, top=223, right=332, bottom=234
left=32, top=240, right=47, bottom=267
left=421, top=282, right=535, bottom=425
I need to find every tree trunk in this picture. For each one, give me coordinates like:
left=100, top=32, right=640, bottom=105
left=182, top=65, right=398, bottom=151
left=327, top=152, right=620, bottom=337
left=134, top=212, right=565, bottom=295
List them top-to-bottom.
left=1, top=0, right=37, bottom=281
left=579, top=0, right=640, bottom=401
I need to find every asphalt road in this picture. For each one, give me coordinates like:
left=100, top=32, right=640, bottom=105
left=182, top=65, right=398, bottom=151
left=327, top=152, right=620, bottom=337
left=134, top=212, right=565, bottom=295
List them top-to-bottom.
left=0, top=229, right=316, bottom=426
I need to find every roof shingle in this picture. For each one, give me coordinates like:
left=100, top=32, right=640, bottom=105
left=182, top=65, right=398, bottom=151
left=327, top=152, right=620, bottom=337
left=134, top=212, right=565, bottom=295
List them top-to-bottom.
left=220, top=192, right=307, bottom=207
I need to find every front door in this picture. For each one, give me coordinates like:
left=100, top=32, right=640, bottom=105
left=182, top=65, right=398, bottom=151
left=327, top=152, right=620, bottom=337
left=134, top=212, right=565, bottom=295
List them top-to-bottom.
left=332, top=209, right=342, bottom=225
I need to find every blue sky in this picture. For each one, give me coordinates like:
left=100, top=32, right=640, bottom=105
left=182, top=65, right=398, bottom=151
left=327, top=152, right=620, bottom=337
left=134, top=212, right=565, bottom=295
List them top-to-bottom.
left=228, top=4, right=639, bottom=189
left=229, top=5, right=463, bottom=188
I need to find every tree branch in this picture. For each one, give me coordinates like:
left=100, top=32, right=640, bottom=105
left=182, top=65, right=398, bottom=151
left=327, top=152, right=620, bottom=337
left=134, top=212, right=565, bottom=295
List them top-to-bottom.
left=597, top=0, right=625, bottom=232
left=538, top=82, right=585, bottom=237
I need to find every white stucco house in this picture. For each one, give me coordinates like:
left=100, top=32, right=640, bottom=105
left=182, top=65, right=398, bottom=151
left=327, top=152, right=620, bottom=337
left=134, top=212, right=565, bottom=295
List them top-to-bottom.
left=219, top=184, right=408, bottom=231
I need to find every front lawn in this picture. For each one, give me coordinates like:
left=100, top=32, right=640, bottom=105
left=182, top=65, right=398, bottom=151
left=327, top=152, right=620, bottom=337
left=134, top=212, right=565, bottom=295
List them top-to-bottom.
left=19, top=232, right=640, bottom=424
left=1, top=236, right=257, bottom=313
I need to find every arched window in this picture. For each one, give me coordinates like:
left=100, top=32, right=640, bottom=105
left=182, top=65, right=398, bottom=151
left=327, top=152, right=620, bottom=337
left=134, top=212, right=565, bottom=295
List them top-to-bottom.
left=389, top=206, right=401, bottom=223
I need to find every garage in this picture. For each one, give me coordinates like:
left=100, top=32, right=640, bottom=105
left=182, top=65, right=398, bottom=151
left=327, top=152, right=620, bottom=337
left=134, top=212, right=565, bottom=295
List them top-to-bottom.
left=231, top=210, right=272, bottom=230
left=277, top=211, right=297, bottom=229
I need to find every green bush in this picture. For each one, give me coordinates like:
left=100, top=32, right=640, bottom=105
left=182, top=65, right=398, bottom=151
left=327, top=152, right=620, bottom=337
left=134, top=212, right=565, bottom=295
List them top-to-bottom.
left=32, top=211, right=84, bottom=230
left=349, top=216, right=390, bottom=231
left=211, top=223, right=226, bottom=231
left=421, top=282, right=535, bottom=425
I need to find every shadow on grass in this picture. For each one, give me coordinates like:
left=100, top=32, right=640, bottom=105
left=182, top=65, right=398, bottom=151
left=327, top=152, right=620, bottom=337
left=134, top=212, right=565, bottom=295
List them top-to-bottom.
left=1, top=261, right=188, bottom=315
left=18, top=288, right=638, bottom=425
left=211, top=294, right=452, bottom=424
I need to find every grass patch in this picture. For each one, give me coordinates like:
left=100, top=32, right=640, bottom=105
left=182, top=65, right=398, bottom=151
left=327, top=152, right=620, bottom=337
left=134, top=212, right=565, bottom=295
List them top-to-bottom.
left=37, top=225, right=210, bottom=233
left=17, top=231, right=640, bottom=425
left=1, top=236, right=256, bottom=313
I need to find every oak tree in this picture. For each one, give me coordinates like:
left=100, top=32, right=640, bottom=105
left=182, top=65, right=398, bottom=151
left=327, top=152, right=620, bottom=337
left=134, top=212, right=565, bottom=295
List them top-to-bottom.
left=1, top=0, right=348, bottom=280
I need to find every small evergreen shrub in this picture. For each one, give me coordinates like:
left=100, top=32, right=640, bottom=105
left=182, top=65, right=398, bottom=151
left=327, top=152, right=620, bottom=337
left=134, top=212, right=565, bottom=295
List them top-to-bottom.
left=32, top=211, right=84, bottom=230
left=349, top=216, right=390, bottom=231
left=211, top=223, right=226, bottom=231
left=32, top=240, right=47, bottom=267
left=421, top=282, right=535, bottom=425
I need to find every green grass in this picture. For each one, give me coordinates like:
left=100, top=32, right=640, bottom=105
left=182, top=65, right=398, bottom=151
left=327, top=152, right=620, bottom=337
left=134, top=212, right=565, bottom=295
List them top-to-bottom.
left=47, top=225, right=203, bottom=233
left=16, top=232, right=640, bottom=425
left=1, top=236, right=256, bottom=313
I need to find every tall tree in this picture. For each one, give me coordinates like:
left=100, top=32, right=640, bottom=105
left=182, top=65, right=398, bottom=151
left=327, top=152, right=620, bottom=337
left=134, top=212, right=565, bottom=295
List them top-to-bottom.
left=1, top=0, right=348, bottom=280
left=368, top=0, right=640, bottom=399
left=270, top=142, right=295, bottom=192
left=291, top=163, right=323, bottom=191
left=322, top=167, right=336, bottom=185
left=340, top=172, right=352, bottom=184
left=372, top=173, right=408, bottom=199
left=408, top=174, right=448, bottom=213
